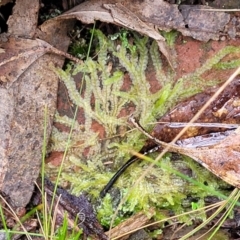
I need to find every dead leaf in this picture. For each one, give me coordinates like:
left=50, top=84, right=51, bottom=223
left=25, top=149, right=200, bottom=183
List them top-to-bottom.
left=57, top=0, right=174, bottom=68
left=59, top=0, right=115, bottom=24
left=65, top=0, right=231, bottom=42
left=103, top=3, right=165, bottom=41
left=104, top=3, right=174, bottom=68
left=0, top=37, right=80, bottom=88
left=0, top=37, right=58, bottom=87
left=127, top=79, right=240, bottom=188
left=150, top=79, right=240, bottom=143
left=132, top=118, right=240, bottom=189
left=169, top=129, right=240, bottom=188
left=175, top=130, right=234, bottom=148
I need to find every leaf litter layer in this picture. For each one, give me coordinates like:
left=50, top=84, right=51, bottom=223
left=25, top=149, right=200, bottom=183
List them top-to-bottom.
left=47, top=28, right=240, bottom=235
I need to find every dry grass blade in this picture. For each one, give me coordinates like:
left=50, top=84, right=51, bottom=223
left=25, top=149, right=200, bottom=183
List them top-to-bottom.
left=179, top=188, right=240, bottom=240
left=0, top=195, right=32, bottom=240
left=108, top=201, right=225, bottom=239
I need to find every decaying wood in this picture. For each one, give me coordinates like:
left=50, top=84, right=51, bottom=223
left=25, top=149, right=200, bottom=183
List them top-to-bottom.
left=35, top=178, right=108, bottom=240
left=106, top=208, right=155, bottom=239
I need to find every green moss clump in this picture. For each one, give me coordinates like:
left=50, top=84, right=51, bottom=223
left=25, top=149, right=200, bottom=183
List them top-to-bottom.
left=48, top=29, right=240, bottom=228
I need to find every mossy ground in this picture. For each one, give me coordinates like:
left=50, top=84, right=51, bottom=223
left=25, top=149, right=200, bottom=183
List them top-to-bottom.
left=46, top=28, right=240, bottom=236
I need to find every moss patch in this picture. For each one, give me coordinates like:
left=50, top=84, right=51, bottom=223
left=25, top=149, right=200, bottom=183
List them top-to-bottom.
left=47, top=29, right=240, bottom=228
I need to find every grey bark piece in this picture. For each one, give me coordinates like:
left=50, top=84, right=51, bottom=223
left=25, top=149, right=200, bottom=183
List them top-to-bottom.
left=0, top=0, right=74, bottom=207
left=7, top=0, right=39, bottom=38
left=138, top=0, right=185, bottom=30
left=139, top=1, right=230, bottom=41
left=179, top=5, right=230, bottom=41
left=0, top=55, right=58, bottom=207
left=0, top=89, right=12, bottom=187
